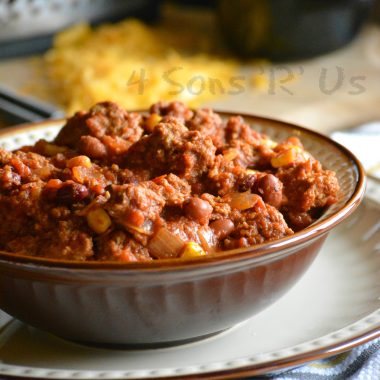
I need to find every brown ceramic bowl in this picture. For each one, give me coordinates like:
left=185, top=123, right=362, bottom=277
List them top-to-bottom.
left=0, top=113, right=366, bottom=347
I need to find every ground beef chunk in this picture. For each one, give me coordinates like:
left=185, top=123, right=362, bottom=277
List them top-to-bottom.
left=150, top=100, right=193, bottom=122
left=55, top=101, right=143, bottom=161
left=186, top=108, right=225, bottom=148
left=222, top=116, right=276, bottom=169
left=225, top=116, right=262, bottom=146
left=125, top=117, right=216, bottom=181
left=78, top=136, right=107, bottom=160
left=222, top=141, right=256, bottom=168
left=0, top=149, right=57, bottom=184
left=206, top=155, right=246, bottom=196
left=277, top=159, right=340, bottom=229
left=0, top=165, right=21, bottom=191
left=116, top=167, right=151, bottom=184
left=151, top=173, right=191, bottom=207
left=0, top=180, right=93, bottom=261
left=105, top=182, right=165, bottom=244
left=0, top=185, right=41, bottom=244
left=199, top=192, right=292, bottom=250
left=201, top=193, right=232, bottom=220
left=224, top=202, right=293, bottom=249
left=38, top=221, right=93, bottom=260
left=96, top=230, right=152, bottom=262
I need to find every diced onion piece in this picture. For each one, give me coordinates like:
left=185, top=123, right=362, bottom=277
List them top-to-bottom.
left=224, top=192, right=260, bottom=210
left=87, top=208, right=111, bottom=234
left=124, top=220, right=153, bottom=235
left=124, top=224, right=147, bottom=234
left=148, top=227, right=185, bottom=259
left=197, top=229, right=217, bottom=254
left=181, top=242, right=206, bottom=259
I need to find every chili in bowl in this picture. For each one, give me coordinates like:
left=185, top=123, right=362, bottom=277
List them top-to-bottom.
left=0, top=101, right=365, bottom=346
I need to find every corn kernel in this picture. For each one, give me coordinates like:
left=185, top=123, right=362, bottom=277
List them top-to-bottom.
left=146, top=113, right=162, bottom=132
left=262, top=138, right=277, bottom=149
left=271, top=149, right=297, bottom=168
left=67, top=155, right=92, bottom=169
left=246, top=169, right=258, bottom=175
left=87, top=208, right=111, bottom=234
left=181, top=242, right=206, bottom=259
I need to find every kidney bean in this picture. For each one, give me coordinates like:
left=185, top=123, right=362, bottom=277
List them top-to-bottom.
left=238, top=174, right=256, bottom=192
left=256, top=174, right=283, bottom=208
left=56, top=181, right=89, bottom=204
left=184, top=197, right=213, bottom=225
left=210, top=218, right=235, bottom=239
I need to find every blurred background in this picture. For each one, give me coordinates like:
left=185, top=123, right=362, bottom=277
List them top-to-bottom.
left=0, top=0, right=380, bottom=135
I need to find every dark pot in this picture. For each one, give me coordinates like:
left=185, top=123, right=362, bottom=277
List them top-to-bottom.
left=218, top=0, right=373, bottom=60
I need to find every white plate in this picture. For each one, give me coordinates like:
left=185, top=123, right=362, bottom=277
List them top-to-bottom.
left=0, top=200, right=379, bottom=379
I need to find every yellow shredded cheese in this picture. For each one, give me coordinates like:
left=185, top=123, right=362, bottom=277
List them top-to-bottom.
left=44, top=20, right=237, bottom=113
